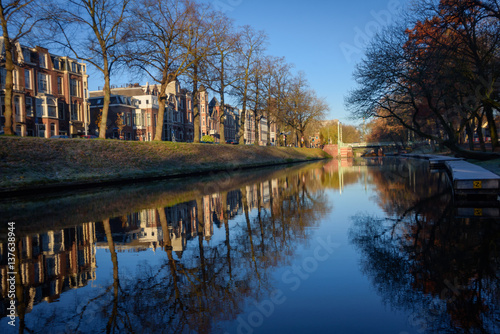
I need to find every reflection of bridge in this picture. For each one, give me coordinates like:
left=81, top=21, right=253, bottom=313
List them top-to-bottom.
left=345, top=142, right=398, bottom=148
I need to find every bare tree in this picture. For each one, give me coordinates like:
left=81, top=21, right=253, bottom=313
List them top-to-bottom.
left=0, top=0, right=43, bottom=135
left=52, top=0, right=131, bottom=139
left=126, top=0, right=208, bottom=141
left=180, top=1, right=213, bottom=143
left=204, top=11, right=239, bottom=144
left=231, top=25, right=267, bottom=144
left=248, top=55, right=268, bottom=145
left=255, top=56, right=294, bottom=146
left=283, top=72, right=328, bottom=147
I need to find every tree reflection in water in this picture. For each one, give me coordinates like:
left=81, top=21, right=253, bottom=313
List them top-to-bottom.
left=349, top=160, right=500, bottom=333
left=7, top=165, right=330, bottom=333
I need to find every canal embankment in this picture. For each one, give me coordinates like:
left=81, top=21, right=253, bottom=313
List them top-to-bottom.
left=0, top=137, right=331, bottom=195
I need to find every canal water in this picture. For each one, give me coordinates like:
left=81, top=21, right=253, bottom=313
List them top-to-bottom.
left=1, top=158, right=499, bottom=333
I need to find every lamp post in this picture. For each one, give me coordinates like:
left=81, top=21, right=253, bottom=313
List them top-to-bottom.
left=337, top=121, right=341, bottom=157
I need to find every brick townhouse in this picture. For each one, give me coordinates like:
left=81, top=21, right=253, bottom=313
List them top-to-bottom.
left=0, top=38, right=89, bottom=137
left=89, top=81, right=195, bottom=141
left=207, top=97, right=239, bottom=143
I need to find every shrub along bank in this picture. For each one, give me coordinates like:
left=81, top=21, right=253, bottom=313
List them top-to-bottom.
left=0, top=137, right=330, bottom=194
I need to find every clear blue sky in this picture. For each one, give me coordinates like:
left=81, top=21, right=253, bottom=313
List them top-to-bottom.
left=93, top=0, right=407, bottom=125
left=225, top=0, right=407, bottom=124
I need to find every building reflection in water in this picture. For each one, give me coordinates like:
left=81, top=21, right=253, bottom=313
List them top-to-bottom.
left=1, top=159, right=497, bottom=333
left=1, top=164, right=328, bottom=332
left=0, top=223, right=96, bottom=318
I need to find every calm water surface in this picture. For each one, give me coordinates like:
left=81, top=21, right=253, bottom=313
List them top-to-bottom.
left=1, top=158, right=499, bottom=333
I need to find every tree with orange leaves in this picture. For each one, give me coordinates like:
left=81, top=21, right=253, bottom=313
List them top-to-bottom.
left=347, top=0, right=500, bottom=158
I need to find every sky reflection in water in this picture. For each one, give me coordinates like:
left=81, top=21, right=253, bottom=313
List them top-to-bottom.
left=1, top=158, right=499, bottom=334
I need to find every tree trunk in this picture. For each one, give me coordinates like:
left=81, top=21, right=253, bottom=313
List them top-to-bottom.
left=1, top=33, right=14, bottom=135
left=219, top=62, right=226, bottom=144
left=99, top=65, right=111, bottom=139
left=192, top=65, right=200, bottom=143
left=154, top=77, right=169, bottom=141
left=239, top=102, right=246, bottom=145
left=219, top=104, right=226, bottom=144
left=484, top=104, right=498, bottom=151
left=476, top=115, right=486, bottom=152
left=465, top=121, right=474, bottom=151
left=103, top=218, right=119, bottom=332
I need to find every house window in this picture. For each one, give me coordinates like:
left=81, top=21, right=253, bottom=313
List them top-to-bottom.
left=22, top=48, right=32, bottom=63
left=39, top=53, right=47, bottom=68
left=52, top=56, right=59, bottom=70
left=0, top=68, right=5, bottom=89
left=13, top=69, right=19, bottom=90
left=24, top=70, right=31, bottom=89
left=38, top=73, right=49, bottom=93
left=57, top=77, right=63, bottom=94
left=70, top=78, right=78, bottom=96
left=14, top=96, right=21, bottom=121
left=26, top=97, right=33, bottom=117
left=36, top=98, right=43, bottom=117
left=47, top=98, right=57, bottom=117
left=58, top=101, right=65, bottom=119
left=71, top=102, right=78, bottom=120
left=126, top=113, right=131, bottom=126
left=147, top=114, right=151, bottom=126
left=50, top=123, right=56, bottom=137
left=37, top=124, right=45, bottom=137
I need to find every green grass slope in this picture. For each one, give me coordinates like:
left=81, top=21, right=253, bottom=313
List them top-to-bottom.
left=0, top=137, right=330, bottom=193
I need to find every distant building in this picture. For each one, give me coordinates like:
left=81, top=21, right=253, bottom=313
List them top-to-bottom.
left=0, top=38, right=89, bottom=137
left=88, top=81, right=194, bottom=141
left=208, top=97, right=240, bottom=143
left=241, top=109, right=272, bottom=145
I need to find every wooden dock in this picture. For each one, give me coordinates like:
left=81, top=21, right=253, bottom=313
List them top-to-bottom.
left=400, top=154, right=465, bottom=168
left=401, top=154, right=499, bottom=199
left=445, top=160, right=500, bottom=197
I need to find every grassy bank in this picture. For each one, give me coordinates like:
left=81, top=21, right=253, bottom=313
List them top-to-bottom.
left=0, top=136, right=330, bottom=193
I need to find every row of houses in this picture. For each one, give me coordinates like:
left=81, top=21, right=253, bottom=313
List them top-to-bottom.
left=0, top=37, right=89, bottom=138
left=0, top=38, right=277, bottom=145
left=0, top=180, right=276, bottom=318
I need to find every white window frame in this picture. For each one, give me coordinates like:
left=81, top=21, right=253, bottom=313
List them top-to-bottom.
left=39, top=53, right=47, bottom=68
left=24, top=69, right=31, bottom=90
left=38, top=73, right=49, bottom=94
left=26, top=97, right=33, bottom=117
left=47, top=98, right=57, bottom=118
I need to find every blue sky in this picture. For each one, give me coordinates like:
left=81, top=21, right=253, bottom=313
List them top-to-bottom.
left=95, top=0, right=407, bottom=125
left=224, top=0, right=407, bottom=123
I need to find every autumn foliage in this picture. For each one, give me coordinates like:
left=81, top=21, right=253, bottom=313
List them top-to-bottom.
left=348, top=0, right=500, bottom=158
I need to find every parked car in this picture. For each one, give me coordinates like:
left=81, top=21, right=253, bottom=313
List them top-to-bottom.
left=50, top=135, right=70, bottom=139
left=81, top=135, right=98, bottom=139
left=226, top=140, right=238, bottom=145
